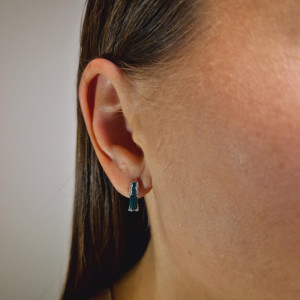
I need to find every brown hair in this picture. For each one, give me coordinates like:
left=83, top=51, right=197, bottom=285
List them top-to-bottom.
left=60, top=1, right=207, bottom=299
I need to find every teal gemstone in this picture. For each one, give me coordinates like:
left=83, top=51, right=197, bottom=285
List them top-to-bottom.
left=128, top=181, right=139, bottom=212
left=129, top=195, right=138, bottom=211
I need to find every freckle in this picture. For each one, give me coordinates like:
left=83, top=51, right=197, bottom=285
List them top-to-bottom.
left=255, top=131, right=261, bottom=139
left=278, top=161, right=285, bottom=170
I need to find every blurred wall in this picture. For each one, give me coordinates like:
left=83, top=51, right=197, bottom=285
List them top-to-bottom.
left=0, top=1, right=85, bottom=299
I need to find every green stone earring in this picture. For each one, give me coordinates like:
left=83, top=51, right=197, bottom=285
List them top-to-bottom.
left=128, top=181, right=139, bottom=212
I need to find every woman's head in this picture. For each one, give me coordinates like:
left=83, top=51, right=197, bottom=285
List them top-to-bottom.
left=62, top=1, right=300, bottom=299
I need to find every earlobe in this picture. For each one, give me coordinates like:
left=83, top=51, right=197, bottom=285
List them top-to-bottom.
left=78, top=58, right=152, bottom=198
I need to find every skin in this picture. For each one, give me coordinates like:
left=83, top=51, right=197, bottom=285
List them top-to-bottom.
left=79, top=1, right=300, bottom=299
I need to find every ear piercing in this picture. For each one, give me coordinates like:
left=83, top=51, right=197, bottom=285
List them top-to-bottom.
left=128, top=181, right=139, bottom=212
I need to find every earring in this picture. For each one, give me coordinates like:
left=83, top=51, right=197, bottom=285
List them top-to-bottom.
left=128, top=181, right=139, bottom=212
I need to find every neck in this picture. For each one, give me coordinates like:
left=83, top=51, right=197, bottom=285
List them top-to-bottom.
left=111, top=193, right=214, bottom=300
left=111, top=236, right=156, bottom=300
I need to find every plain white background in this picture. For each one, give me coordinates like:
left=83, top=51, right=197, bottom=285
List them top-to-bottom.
left=0, top=1, right=86, bottom=299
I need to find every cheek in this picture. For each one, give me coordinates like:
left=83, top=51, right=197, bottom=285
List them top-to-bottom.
left=140, top=14, right=300, bottom=297
left=184, top=47, right=300, bottom=296
left=215, top=57, right=300, bottom=223
left=214, top=69, right=300, bottom=254
left=219, top=69, right=300, bottom=205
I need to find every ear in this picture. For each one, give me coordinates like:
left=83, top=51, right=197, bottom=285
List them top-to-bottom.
left=78, top=58, right=152, bottom=198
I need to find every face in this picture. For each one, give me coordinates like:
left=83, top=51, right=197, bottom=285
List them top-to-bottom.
left=133, top=1, right=300, bottom=299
